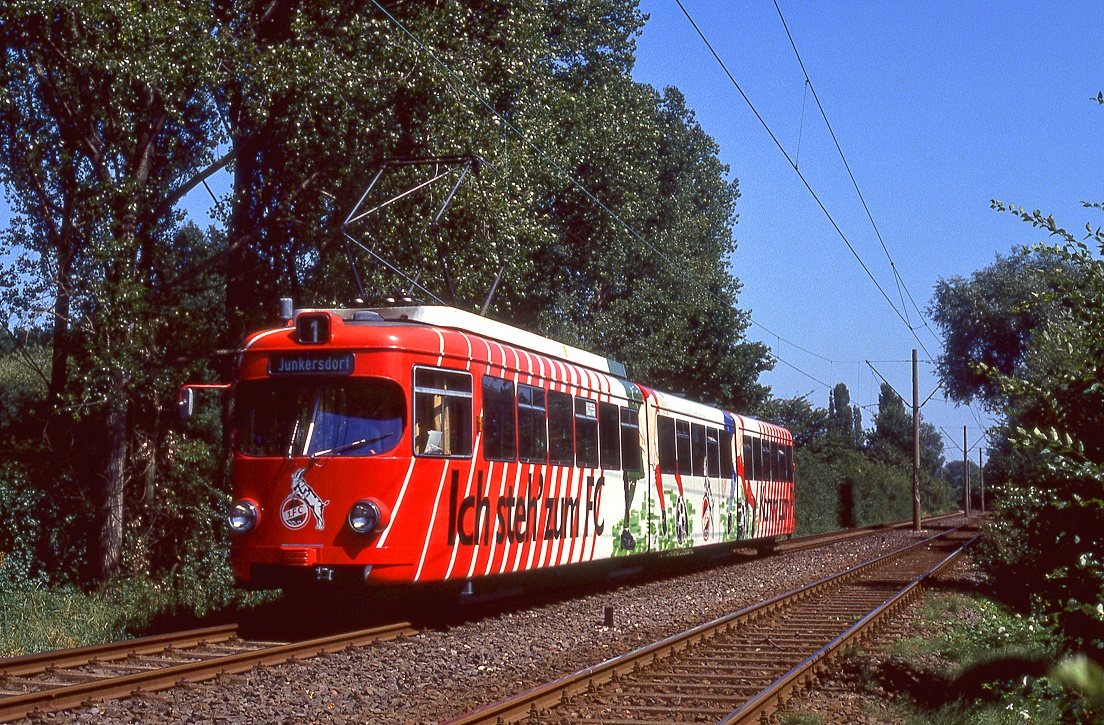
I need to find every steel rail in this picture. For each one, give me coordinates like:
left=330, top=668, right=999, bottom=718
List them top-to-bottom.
left=771, top=511, right=961, bottom=555
left=441, top=525, right=972, bottom=725
left=721, top=533, right=980, bottom=725
left=0, top=621, right=414, bottom=723
left=0, top=625, right=241, bottom=678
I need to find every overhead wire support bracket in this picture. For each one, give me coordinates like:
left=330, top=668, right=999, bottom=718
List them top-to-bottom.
left=339, top=155, right=494, bottom=306
left=341, top=155, right=493, bottom=229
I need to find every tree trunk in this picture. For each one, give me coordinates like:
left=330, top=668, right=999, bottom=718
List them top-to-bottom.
left=48, top=249, right=73, bottom=407
left=99, top=374, right=128, bottom=582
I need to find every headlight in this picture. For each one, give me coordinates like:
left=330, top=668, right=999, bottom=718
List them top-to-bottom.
left=228, top=500, right=259, bottom=534
left=347, top=500, right=381, bottom=535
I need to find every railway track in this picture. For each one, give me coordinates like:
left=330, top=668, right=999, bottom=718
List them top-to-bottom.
left=0, top=513, right=965, bottom=723
left=443, top=523, right=978, bottom=725
left=0, top=621, right=414, bottom=722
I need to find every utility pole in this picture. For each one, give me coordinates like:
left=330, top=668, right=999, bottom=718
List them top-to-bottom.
left=912, top=349, right=921, bottom=532
left=963, top=426, right=971, bottom=518
left=979, top=448, right=985, bottom=514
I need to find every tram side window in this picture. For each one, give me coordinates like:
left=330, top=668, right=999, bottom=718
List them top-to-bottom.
left=413, top=368, right=473, bottom=457
left=482, top=376, right=517, bottom=461
left=517, top=384, right=547, bottom=463
left=548, top=390, right=575, bottom=465
left=575, top=397, right=599, bottom=468
left=598, top=401, right=621, bottom=470
left=620, top=407, right=643, bottom=473
left=657, top=415, right=677, bottom=474
left=675, top=420, right=692, bottom=475
left=690, top=423, right=707, bottom=476
left=706, top=427, right=721, bottom=477
left=720, top=430, right=734, bottom=477
left=743, top=437, right=754, bottom=480
left=751, top=437, right=762, bottom=481
left=762, top=439, right=773, bottom=482
left=769, top=440, right=779, bottom=482
left=777, top=443, right=790, bottom=483
left=784, top=443, right=795, bottom=482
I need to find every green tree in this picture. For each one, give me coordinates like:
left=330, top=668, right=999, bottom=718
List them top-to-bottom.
left=0, top=1, right=228, bottom=580
left=933, top=202, right=1104, bottom=658
left=929, top=247, right=1076, bottom=409
left=827, top=382, right=863, bottom=450
left=867, top=382, right=910, bottom=464
left=761, top=394, right=828, bottom=449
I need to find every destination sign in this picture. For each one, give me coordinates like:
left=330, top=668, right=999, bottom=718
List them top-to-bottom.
left=268, top=352, right=355, bottom=376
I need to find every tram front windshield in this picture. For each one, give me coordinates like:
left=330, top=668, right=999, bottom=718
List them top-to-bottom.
left=236, top=378, right=406, bottom=457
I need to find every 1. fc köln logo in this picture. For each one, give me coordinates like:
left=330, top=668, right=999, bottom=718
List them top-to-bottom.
left=281, top=468, right=329, bottom=531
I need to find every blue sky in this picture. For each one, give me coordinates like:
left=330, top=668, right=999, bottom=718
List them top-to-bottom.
left=631, top=0, right=1104, bottom=460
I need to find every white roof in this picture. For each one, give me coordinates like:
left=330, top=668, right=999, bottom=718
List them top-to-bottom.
left=370, top=306, right=629, bottom=378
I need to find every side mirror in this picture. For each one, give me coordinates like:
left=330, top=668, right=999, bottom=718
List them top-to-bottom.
left=179, top=387, right=195, bottom=420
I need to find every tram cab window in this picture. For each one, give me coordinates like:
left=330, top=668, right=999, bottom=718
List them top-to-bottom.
left=413, top=367, right=473, bottom=457
left=482, top=376, right=517, bottom=461
left=236, top=378, right=405, bottom=458
left=517, top=384, right=548, bottom=463
left=548, top=390, right=575, bottom=465
left=574, top=397, right=599, bottom=468
left=598, top=401, right=621, bottom=470
left=620, top=407, right=643, bottom=473
left=657, top=415, right=677, bottom=474
left=675, top=420, right=692, bottom=475
left=706, top=427, right=721, bottom=477
left=720, top=430, right=734, bottom=477
left=743, top=437, right=754, bottom=480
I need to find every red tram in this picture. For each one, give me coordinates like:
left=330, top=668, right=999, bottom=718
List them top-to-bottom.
left=180, top=304, right=795, bottom=589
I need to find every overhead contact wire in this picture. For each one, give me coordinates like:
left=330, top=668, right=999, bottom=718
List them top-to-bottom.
left=673, top=0, right=912, bottom=334
left=770, top=0, right=941, bottom=352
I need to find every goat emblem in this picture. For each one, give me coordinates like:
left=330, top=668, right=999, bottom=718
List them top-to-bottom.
left=281, top=467, right=329, bottom=531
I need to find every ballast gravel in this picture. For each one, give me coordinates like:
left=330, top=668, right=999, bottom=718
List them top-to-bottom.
left=28, top=523, right=962, bottom=724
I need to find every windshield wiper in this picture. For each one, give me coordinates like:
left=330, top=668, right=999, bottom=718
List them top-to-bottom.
left=310, top=433, right=392, bottom=460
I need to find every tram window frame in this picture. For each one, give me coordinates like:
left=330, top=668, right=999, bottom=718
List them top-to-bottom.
left=413, top=367, right=473, bottom=458
left=481, top=376, right=517, bottom=462
left=517, top=383, right=548, bottom=463
left=547, top=390, right=575, bottom=465
left=574, top=397, right=599, bottom=468
left=598, top=401, right=621, bottom=470
left=620, top=407, right=643, bottom=473
left=657, top=415, right=677, bottom=474
left=675, top=419, right=692, bottom=475
left=690, top=423, right=707, bottom=476
left=706, top=427, right=721, bottom=477
left=720, top=430, right=734, bottom=477
left=743, top=436, right=754, bottom=480
left=751, top=437, right=762, bottom=481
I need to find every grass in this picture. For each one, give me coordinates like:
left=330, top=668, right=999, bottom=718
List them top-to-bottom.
left=0, top=570, right=278, bottom=658
left=0, top=585, right=132, bottom=657
left=879, top=593, right=1098, bottom=724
